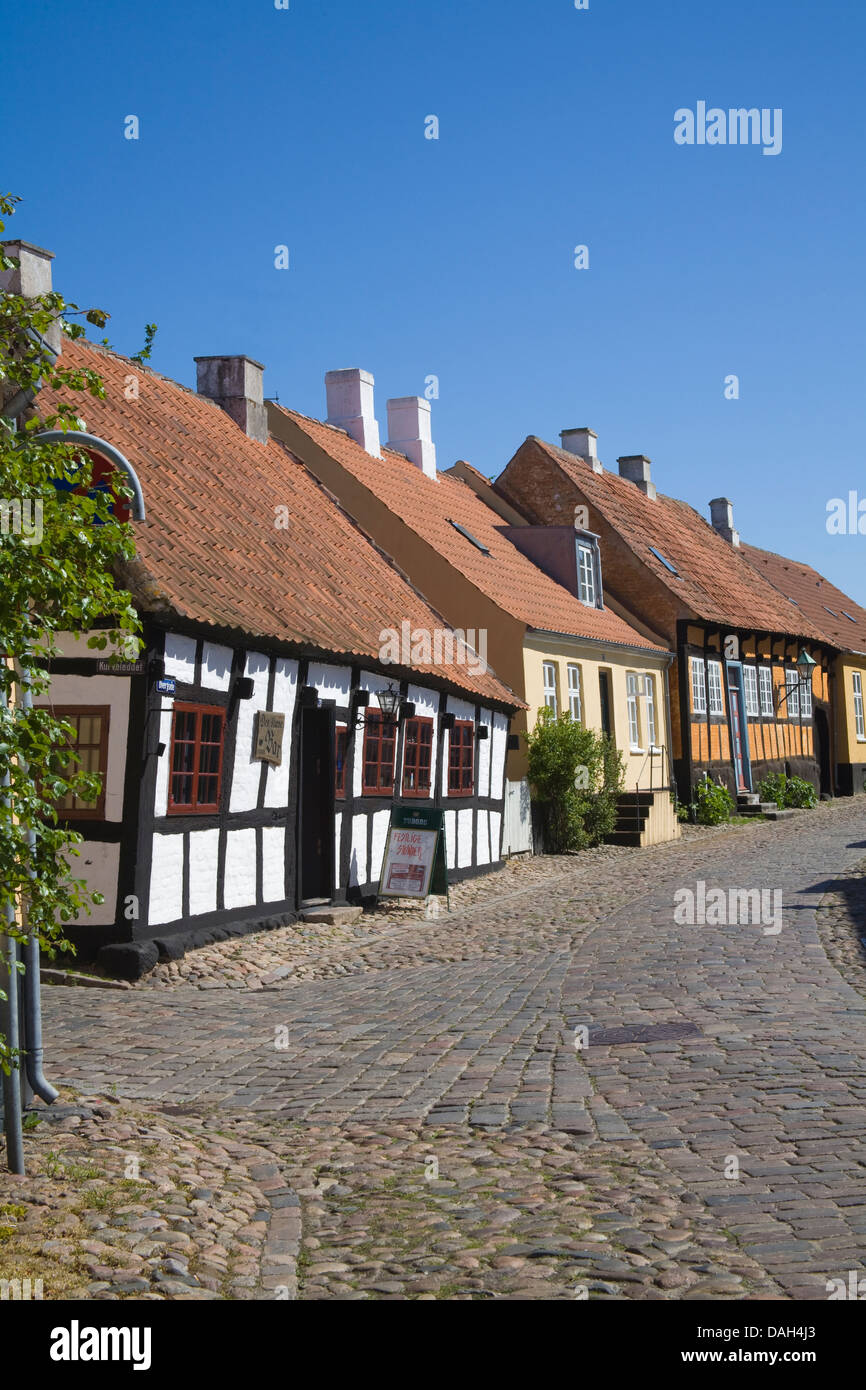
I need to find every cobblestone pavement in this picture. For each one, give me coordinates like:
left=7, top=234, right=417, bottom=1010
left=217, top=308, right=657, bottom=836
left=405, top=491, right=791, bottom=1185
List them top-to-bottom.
left=35, top=800, right=866, bottom=1298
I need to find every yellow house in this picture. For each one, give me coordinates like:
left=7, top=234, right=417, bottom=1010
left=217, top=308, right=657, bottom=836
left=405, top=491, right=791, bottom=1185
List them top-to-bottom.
left=267, top=377, right=679, bottom=849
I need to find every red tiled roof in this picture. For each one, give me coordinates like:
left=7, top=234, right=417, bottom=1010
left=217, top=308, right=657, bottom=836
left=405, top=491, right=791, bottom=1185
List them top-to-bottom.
left=37, top=339, right=519, bottom=706
left=273, top=408, right=665, bottom=653
left=522, top=438, right=830, bottom=641
left=742, top=544, right=866, bottom=654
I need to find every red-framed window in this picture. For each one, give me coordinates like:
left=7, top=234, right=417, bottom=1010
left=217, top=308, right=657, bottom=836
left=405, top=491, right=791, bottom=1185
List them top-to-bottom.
left=168, top=703, right=225, bottom=814
left=39, top=705, right=110, bottom=820
left=362, top=712, right=396, bottom=795
left=402, top=717, right=434, bottom=798
left=448, top=720, right=474, bottom=797
left=335, top=723, right=348, bottom=799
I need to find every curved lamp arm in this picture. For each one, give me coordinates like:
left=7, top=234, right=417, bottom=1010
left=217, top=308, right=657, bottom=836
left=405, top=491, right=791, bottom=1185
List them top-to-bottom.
left=32, top=429, right=146, bottom=522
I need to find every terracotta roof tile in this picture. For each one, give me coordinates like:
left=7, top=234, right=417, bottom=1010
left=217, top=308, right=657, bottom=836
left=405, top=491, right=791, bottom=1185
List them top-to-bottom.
left=38, top=339, right=519, bottom=707
left=274, top=408, right=665, bottom=653
left=525, top=438, right=830, bottom=641
left=741, top=544, right=865, bottom=653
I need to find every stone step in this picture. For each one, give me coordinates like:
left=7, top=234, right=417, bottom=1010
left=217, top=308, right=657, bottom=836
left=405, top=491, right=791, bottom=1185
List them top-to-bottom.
left=604, top=829, right=645, bottom=847
left=299, top=905, right=364, bottom=926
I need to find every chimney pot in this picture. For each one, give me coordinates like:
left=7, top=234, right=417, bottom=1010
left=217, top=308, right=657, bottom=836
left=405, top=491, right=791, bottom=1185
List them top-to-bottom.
left=194, top=355, right=267, bottom=443
left=325, top=368, right=381, bottom=457
left=386, top=396, right=437, bottom=479
left=560, top=427, right=603, bottom=474
left=617, top=454, right=656, bottom=500
left=710, top=496, right=740, bottom=547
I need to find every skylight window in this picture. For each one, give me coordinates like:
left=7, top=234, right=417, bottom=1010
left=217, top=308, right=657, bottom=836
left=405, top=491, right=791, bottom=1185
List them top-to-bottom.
left=448, top=520, right=489, bottom=554
left=648, top=545, right=679, bottom=576
left=824, top=606, right=839, bottom=617
left=843, top=611, right=857, bottom=623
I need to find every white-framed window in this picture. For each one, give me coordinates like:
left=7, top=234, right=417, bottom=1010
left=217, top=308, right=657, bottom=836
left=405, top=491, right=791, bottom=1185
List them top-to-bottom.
left=576, top=542, right=596, bottom=606
left=690, top=657, right=707, bottom=715
left=707, top=660, right=725, bottom=716
left=542, top=661, right=558, bottom=714
left=567, top=663, right=582, bottom=721
left=743, top=665, right=760, bottom=718
left=759, top=665, right=774, bottom=717
left=785, top=669, right=800, bottom=719
left=800, top=671, right=813, bottom=719
left=854, top=671, right=865, bottom=741
left=626, top=672, right=642, bottom=749
left=644, top=674, right=658, bottom=748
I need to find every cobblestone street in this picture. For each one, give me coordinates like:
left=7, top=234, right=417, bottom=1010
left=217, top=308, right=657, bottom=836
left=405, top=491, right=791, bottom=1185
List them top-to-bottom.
left=33, top=800, right=866, bottom=1299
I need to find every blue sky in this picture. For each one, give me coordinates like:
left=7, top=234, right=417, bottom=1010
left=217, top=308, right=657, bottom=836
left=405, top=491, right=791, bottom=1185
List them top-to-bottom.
left=7, top=0, right=866, bottom=601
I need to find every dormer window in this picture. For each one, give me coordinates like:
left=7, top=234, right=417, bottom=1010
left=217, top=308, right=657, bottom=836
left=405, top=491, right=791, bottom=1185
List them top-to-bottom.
left=574, top=530, right=603, bottom=608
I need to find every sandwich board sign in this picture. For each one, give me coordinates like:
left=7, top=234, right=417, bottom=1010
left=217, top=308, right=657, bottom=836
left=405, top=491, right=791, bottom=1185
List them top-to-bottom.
left=378, top=806, right=448, bottom=905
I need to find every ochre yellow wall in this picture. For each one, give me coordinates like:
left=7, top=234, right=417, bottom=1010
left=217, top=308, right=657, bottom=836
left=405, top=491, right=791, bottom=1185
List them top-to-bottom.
left=521, top=636, right=673, bottom=790
left=834, top=656, right=866, bottom=765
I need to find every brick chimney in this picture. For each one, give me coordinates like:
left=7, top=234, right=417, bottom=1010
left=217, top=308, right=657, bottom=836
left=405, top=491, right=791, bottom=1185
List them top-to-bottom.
left=0, top=240, right=63, bottom=354
left=195, top=355, right=268, bottom=444
left=325, top=368, right=381, bottom=457
left=385, top=396, right=437, bottom=479
left=560, top=427, right=603, bottom=474
left=618, top=454, right=656, bottom=501
left=709, top=497, right=740, bottom=547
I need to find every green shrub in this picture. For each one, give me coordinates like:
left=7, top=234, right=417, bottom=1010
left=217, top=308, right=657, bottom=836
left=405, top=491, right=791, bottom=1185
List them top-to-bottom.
left=525, top=708, right=625, bottom=852
left=758, top=772, right=817, bottom=809
left=693, top=777, right=735, bottom=825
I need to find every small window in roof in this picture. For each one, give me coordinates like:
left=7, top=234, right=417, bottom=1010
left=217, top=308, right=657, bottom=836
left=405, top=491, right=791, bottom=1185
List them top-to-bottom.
left=448, top=519, right=490, bottom=554
left=648, top=545, right=679, bottom=576
left=788, top=597, right=800, bottom=606
left=823, top=605, right=839, bottom=617
left=843, top=611, right=857, bottom=622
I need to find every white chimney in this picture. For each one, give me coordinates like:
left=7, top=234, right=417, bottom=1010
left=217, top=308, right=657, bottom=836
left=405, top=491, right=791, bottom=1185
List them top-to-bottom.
left=0, top=240, right=62, bottom=354
left=195, top=355, right=268, bottom=444
left=325, top=368, right=381, bottom=457
left=386, top=396, right=437, bottom=479
left=560, top=427, right=603, bottom=474
left=618, top=454, right=656, bottom=501
left=710, top=497, right=740, bottom=547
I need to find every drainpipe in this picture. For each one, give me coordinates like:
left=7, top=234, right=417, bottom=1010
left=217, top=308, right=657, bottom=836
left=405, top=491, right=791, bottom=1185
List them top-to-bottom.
left=0, top=327, right=60, bottom=423
left=19, top=674, right=58, bottom=1105
left=0, top=686, right=26, bottom=1172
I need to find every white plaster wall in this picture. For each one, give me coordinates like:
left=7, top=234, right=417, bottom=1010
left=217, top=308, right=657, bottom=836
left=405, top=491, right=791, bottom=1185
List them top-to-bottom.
left=164, top=633, right=196, bottom=684
left=200, top=641, right=232, bottom=692
left=229, top=652, right=271, bottom=813
left=264, top=658, right=299, bottom=809
left=308, top=663, right=352, bottom=705
left=39, top=673, right=130, bottom=822
left=406, top=683, right=439, bottom=798
left=445, top=695, right=475, bottom=722
left=154, top=701, right=173, bottom=817
left=477, top=707, right=492, bottom=797
left=491, top=713, right=508, bottom=800
left=457, top=808, right=473, bottom=868
left=370, top=809, right=390, bottom=886
left=444, top=809, right=457, bottom=869
left=476, top=810, right=491, bottom=866
left=490, top=810, right=503, bottom=862
left=334, top=812, right=343, bottom=884
left=350, top=814, right=368, bottom=887
left=261, top=825, right=286, bottom=903
left=188, top=827, right=219, bottom=916
left=224, top=827, right=257, bottom=910
left=149, top=833, right=184, bottom=925
left=71, top=840, right=120, bottom=926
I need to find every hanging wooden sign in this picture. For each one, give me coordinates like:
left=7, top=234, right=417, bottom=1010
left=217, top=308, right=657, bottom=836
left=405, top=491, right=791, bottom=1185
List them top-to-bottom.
left=254, top=710, right=285, bottom=765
